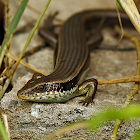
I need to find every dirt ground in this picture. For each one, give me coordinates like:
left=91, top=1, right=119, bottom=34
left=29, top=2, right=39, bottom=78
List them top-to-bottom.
left=1, top=0, right=140, bottom=139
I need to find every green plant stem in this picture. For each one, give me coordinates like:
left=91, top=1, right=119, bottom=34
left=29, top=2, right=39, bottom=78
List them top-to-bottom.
left=0, top=0, right=29, bottom=67
left=0, top=0, right=51, bottom=100
left=0, top=0, right=29, bottom=100
left=12, top=0, right=51, bottom=75
left=0, top=117, right=9, bottom=140
left=110, top=119, right=121, bottom=140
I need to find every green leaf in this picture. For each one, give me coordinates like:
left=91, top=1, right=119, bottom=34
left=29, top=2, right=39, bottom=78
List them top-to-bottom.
left=88, top=105, right=140, bottom=130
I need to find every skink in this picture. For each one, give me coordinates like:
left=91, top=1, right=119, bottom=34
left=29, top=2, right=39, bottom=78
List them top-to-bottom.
left=17, top=10, right=132, bottom=104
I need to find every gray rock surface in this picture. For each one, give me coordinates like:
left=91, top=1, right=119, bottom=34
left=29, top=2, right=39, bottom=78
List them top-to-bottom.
left=1, top=0, right=140, bottom=139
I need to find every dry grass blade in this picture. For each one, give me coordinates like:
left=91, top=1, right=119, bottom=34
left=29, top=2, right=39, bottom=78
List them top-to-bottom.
left=0, top=0, right=29, bottom=100
left=117, top=0, right=140, bottom=35
left=110, top=26, right=140, bottom=140
left=8, top=51, right=47, bottom=76
left=98, top=75, right=140, bottom=84
left=0, top=108, right=10, bottom=139
left=43, top=122, right=88, bottom=140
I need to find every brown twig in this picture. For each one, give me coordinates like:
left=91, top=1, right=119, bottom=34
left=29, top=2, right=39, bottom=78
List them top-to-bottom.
left=115, top=2, right=124, bottom=49
left=110, top=26, right=140, bottom=140
left=7, top=50, right=140, bottom=84
left=98, top=75, right=140, bottom=85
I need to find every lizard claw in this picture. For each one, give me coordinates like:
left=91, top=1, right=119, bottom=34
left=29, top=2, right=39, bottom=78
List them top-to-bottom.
left=79, top=97, right=93, bottom=106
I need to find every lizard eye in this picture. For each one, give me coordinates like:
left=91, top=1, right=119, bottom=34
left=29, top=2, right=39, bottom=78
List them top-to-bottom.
left=34, top=85, right=44, bottom=92
left=38, top=85, right=44, bottom=91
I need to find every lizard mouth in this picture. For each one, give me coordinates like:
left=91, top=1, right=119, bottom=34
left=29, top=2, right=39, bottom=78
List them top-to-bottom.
left=17, top=86, right=78, bottom=103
